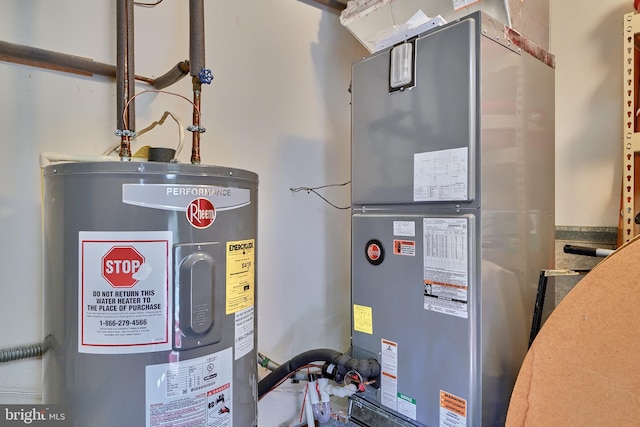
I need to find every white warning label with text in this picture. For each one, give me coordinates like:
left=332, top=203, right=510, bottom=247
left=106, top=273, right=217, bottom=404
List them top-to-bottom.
left=78, top=231, right=172, bottom=354
left=234, top=306, right=254, bottom=360
left=146, top=348, right=233, bottom=427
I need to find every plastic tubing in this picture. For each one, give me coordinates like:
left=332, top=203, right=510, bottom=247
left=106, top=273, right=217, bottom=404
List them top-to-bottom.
left=314, top=378, right=332, bottom=423
left=312, top=402, right=332, bottom=423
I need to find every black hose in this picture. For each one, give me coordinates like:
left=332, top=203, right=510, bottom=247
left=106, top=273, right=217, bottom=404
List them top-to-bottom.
left=563, top=244, right=614, bottom=258
left=258, top=348, right=341, bottom=399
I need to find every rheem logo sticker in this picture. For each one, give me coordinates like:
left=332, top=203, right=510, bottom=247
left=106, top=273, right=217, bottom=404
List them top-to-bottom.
left=186, top=197, right=216, bottom=229
left=365, top=239, right=385, bottom=265
left=102, top=246, right=144, bottom=288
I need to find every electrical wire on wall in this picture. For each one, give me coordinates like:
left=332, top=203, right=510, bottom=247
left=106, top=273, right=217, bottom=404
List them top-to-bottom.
left=108, top=89, right=200, bottom=160
left=120, top=89, right=200, bottom=133
left=103, top=110, right=186, bottom=158
left=289, top=181, right=351, bottom=210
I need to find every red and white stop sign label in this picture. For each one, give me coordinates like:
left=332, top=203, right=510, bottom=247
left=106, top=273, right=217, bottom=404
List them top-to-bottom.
left=186, top=197, right=216, bottom=229
left=101, top=246, right=145, bottom=288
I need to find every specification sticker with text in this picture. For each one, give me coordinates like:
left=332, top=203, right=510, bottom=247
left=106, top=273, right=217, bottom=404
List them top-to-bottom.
left=423, top=218, right=469, bottom=319
left=226, top=239, right=255, bottom=314
left=146, top=348, right=233, bottom=427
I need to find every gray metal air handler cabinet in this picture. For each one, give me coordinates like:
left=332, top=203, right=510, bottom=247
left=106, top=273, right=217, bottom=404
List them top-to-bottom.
left=349, top=12, right=554, bottom=427
left=41, top=162, right=258, bottom=427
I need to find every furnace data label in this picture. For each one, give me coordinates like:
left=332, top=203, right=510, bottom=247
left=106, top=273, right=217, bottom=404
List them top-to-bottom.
left=414, top=147, right=468, bottom=202
left=423, top=218, right=469, bottom=319
left=393, top=221, right=416, bottom=237
left=78, top=231, right=172, bottom=354
left=226, top=239, right=255, bottom=314
left=146, top=348, right=233, bottom=427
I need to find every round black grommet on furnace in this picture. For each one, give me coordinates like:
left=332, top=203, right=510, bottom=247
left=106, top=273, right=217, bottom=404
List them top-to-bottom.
left=365, top=239, right=385, bottom=265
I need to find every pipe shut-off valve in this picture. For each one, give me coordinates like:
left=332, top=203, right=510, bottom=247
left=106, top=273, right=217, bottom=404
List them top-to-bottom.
left=197, top=68, right=213, bottom=84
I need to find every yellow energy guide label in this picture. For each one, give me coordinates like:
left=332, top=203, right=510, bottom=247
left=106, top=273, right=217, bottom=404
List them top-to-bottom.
left=226, top=239, right=255, bottom=314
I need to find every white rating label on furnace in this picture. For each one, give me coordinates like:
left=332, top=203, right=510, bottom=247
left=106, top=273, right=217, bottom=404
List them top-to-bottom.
left=423, top=218, right=469, bottom=319
left=78, top=231, right=172, bottom=354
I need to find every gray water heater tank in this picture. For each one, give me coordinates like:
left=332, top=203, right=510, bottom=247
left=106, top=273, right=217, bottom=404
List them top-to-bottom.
left=42, top=161, right=258, bottom=427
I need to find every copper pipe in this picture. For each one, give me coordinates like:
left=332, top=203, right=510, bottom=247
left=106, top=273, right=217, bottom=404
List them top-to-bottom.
left=117, top=0, right=135, bottom=159
left=189, top=0, right=205, bottom=164
left=191, top=77, right=202, bottom=164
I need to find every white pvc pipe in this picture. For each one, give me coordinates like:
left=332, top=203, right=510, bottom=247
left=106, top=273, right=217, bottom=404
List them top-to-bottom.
left=304, top=389, right=315, bottom=427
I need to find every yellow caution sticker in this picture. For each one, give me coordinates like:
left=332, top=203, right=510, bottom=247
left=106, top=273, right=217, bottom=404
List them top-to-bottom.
left=353, top=304, right=373, bottom=334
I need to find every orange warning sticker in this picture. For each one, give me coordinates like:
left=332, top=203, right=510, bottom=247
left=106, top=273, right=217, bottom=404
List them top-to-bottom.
left=393, top=240, right=416, bottom=256
left=440, top=390, right=467, bottom=417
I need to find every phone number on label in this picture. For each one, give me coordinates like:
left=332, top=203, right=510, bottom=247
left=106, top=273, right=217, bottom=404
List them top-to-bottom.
left=99, top=319, right=147, bottom=327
